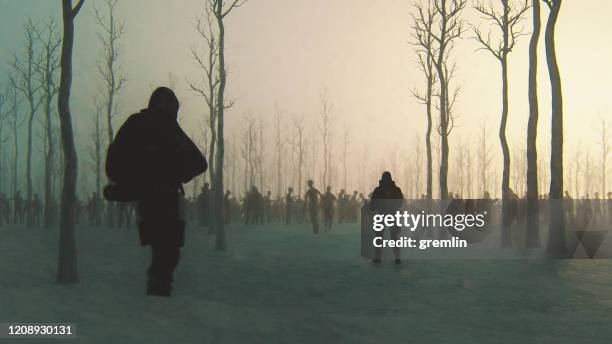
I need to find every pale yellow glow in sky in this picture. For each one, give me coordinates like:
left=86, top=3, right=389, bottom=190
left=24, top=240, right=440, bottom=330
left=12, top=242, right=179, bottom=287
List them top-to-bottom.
left=1, top=0, right=610, bottom=195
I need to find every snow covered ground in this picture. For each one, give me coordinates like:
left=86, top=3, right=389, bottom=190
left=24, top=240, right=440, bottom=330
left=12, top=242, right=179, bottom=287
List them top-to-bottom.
left=1, top=222, right=612, bottom=343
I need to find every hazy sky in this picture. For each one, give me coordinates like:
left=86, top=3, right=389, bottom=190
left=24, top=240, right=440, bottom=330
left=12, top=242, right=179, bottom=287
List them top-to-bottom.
left=1, top=0, right=611, bottom=193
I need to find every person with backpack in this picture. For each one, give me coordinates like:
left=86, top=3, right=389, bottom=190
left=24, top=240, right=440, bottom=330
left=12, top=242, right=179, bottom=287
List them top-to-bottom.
left=105, top=87, right=207, bottom=296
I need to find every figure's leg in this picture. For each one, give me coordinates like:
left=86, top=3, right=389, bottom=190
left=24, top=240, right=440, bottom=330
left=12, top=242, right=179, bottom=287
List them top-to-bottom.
left=373, top=229, right=383, bottom=262
left=147, top=241, right=180, bottom=296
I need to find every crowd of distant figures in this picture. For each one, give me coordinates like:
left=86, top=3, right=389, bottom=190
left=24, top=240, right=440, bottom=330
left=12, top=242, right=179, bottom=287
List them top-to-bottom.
left=185, top=183, right=365, bottom=228
left=0, top=187, right=611, bottom=231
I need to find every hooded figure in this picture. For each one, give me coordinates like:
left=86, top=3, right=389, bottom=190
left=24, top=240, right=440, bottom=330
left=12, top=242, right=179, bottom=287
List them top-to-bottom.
left=105, top=87, right=207, bottom=296
left=369, top=171, right=404, bottom=265
left=370, top=171, right=404, bottom=215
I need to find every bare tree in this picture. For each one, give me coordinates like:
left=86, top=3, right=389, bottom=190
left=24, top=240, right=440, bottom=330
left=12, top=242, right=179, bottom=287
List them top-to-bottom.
left=56, top=0, right=85, bottom=284
left=93, top=0, right=125, bottom=144
left=94, top=0, right=126, bottom=228
left=208, top=0, right=247, bottom=250
left=411, top=0, right=438, bottom=201
left=419, top=0, right=466, bottom=199
left=472, top=0, right=529, bottom=247
left=526, top=0, right=541, bottom=248
left=542, top=0, right=566, bottom=257
left=190, top=4, right=221, bottom=231
left=190, top=5, right=219, bottom=186
left=34, top=17, right=62, bottom=229
left=10, top=19, right=45, bottom=227
left=6, top=78, right=24, bottom=198
left=0, top=86, right=13, bottom=193
left=319, top=92, right=333, bottom=189
left=89, top=101, right=104, bottom=197
left=273, top=105, right=284, bottom=198
left=239, top=115, right=256, bottom=192
left=292, top=115, right=305, bottom=197
left=256, top=118, right=266, bottom=191
left=478, top=121, right=493, bottom=196
left=341, top=124, right=350, bottom=191
left=413, top=134, right=423, bottom=198
left=454, top=137, right=465, bottom=197
left=465, top=143, right=473, bottom=197
left=584, top=151, right=592, bottom=197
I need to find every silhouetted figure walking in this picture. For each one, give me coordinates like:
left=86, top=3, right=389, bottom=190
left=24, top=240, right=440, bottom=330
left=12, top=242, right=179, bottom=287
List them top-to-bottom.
left=105, top=87, right=207, bottom=297
left=370, top=171, right=404, bottom=265
left=303, top=180, right=322, bottom=234
left=246, top=186, right=263, bottom=225
left=321, top=186, right=337, bottom=229
left=264, top=190, right=272, bottom=223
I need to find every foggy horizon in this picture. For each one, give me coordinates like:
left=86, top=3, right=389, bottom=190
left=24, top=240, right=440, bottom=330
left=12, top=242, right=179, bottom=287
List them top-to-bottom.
left=1, top=0, right=610, bottom=198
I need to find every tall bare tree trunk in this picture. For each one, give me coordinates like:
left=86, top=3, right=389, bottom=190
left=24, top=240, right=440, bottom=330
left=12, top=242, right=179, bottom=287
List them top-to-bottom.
left=57, top=0, right=84, bottom=284
left=94, top=0, right=125, bottom=229
left=212, top=0, right=234, bottom=250
left=472, top=0, right=529, bottom=247
left=526, top=0, right=541, bottom=248
left=544, top=0, right=567, bottom=257
left=39, top=19, right=61, bottom=229
left=10, top=21, right=43, bottom=227
left=500, top=45, right=511, bottom=248
left=425, top=80, right=433, bottom=201
left=11, top=88, right=19, bottom=198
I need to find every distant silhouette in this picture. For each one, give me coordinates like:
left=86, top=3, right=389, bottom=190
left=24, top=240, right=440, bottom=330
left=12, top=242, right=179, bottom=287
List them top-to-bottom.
left=105, top=86, right=207, bottom=297
left=370, top=171, right=404, bottom=265
left=303, top=180, right=322, bottom=234
left=197, top=183, right=211, bottom=228
left=245, top=186, right=264, bottom=225
left=320, top=186, right=337, bottom=229
left=285, top=187, right=294, bottom=226
left=337, top=189, right=347, bottom=222
left=224, top=190, right=232, bottom=224
left=264, top=190, right=272, bottom=223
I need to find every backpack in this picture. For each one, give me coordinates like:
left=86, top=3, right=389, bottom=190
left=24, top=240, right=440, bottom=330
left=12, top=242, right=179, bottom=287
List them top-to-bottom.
left=104, top=113, right=149, bottom=202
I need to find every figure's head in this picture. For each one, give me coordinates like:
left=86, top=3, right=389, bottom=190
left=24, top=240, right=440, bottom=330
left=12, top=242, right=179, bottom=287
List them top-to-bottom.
left=148, top=87, right=179, bottom=119
left=380, top=171, right=393, bottom=185
left=307, top=180, right=314, bottom=188
left=204, top=182, right=209, bottom=190
left=326, top=186, right=331, bottom=192
left=288, top=187, right=293, bottom=193
left=267, top=190, right=271, bottom=196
